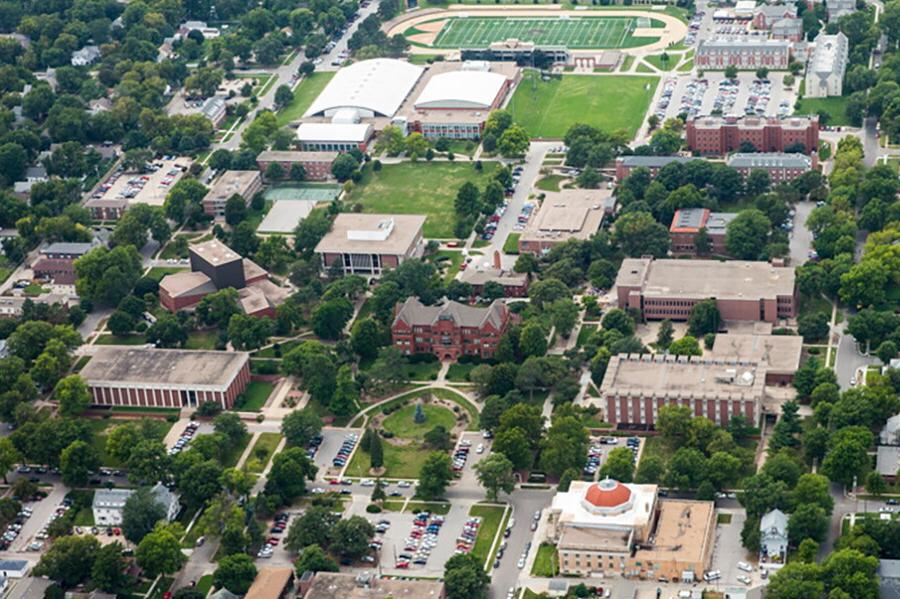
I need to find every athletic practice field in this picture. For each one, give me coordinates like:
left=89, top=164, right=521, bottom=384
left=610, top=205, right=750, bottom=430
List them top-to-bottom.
left=429, top=16, right=661, bottom=49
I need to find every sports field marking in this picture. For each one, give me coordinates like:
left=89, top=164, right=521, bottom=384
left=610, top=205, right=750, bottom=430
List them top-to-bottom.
left=430, top=16, right=646, bottom=49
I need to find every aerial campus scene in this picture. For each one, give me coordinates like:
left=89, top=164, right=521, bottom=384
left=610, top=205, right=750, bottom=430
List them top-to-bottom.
left=0, top=0, right=899, bottom=597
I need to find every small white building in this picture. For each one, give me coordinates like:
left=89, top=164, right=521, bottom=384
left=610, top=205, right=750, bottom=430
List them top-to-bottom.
left=804, top=32, right=849, bottom=98
left=71, top=46, right=101, bottom=67
left=92, top=483, right=180, bottom=526
left=759, top=509, right=788, bottom=569
left=0, top=560, right=29, bottom=579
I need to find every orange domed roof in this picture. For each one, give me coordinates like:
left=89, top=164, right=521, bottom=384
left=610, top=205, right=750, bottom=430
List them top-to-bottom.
left=584, top=479, right=632, bottom=508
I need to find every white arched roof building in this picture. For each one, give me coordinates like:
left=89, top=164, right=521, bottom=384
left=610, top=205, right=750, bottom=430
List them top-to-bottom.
left=304, top=59, right=425, bottom=119
left=413, top=70, right=509, bottom=111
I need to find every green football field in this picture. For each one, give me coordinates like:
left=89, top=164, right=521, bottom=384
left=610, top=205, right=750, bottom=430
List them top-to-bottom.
left=430, top=16, right=658, bottom=49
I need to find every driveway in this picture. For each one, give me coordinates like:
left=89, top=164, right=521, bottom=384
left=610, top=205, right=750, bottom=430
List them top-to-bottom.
left=788, top=200, right=815, bottom=266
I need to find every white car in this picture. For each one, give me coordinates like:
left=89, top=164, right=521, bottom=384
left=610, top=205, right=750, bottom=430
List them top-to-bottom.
left=476, top=444, right=484, bottom=454
left=361, top=479, right=375, bottom=487
left=398, top=480, right=411, bottom=488
left=516, top=558, right=525, bottom=569
left=737, top=561, right=753, bottom=572
left=737, top=575, right=751, bottom=585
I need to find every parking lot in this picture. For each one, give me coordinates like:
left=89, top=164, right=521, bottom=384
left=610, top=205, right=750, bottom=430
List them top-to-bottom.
left=654, top=72, right=798, bottom=123
left=88, top=156, right=192, bottom=208
left=709, top=510, right=763, bottom=589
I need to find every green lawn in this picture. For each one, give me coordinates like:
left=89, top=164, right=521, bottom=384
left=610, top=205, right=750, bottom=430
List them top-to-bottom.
left=644, top=53, right=676, bottom=71
left=677, top=58, right=694, bottom=72
left=276, top=72, right=336, bottom=126
left=508, top=72, right=658, bottom=139
left=795, top=95, right=852, bottom=127
left=346, top=161, right=500, bottom=238
left=535, top=174, right=565, bottom=192
left=503, top=233, right=520, bottom=254
left=431, top=250, right=465, bottom=283
left=145, top=267, right=187, bottom=282
left=23, top=284, right=49, bottom=296
left=576, top=324, right=598, bottom=347
left=185, top=329, right=219, bottom=350
left=95, top=334, right=149, bottom=346
left=254, top=339, right=304, bottom=358
left=446, top=362, right=477, bottom=382
left=234, top=380, right=274, bottom=411
left=382, top=403, right=456, bottom=440
left=244, top=432, right=282, bottom=474
left=221, top=433, right=253, bottom=468
left=345, top=440, right=434, bottom=479
left=404, top=500, right=451, bottom=515
left=468, top=504, right=507, bottom=567
left=717, top=513, right=733, bottom=524
left=531, top=543, right=559, bottom=577
left=195, top=575, right=213, bottom=596
left=147, top=577, right=175, bottom=599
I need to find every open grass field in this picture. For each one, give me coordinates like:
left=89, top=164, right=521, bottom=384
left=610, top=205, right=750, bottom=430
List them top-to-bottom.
left=429, top=16, right=661, bottom=49
left=275, top=72, right=336, bottom=126
left=508, top=72, right=658, bottom=138
left=794, top=95, right=852, bottom=127
left=348, top=161, right=499, bottom=238
left=234, top=380, right=274, bottom=411
left=382, top=404, right=456, bottom=440
left=244, top=432, right=282, bottom=474
left=345, top=439, right=433, bottom=479
left=531, top=543, right=559, bottom=576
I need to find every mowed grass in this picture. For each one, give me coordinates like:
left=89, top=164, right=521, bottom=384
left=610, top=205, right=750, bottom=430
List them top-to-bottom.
left=431, top=16, right=659, bottom=49
left=276, top=71, right=336, bottom=126
left=508, top=73, right=658, bottom=139
left=794, top=95, right=852, bottom=127
left=347, top=161, right=499, bottom=238
left=234, top=380, right=274, bottom=411
left=382, top=404, right=456, bottom=440
left=244, top=432, right=282, bottom=474
left=345, top=441, right=434, bottom=479
left=468, top=504, right=507, bottom=567
left=531, top=543, right=559, bottom=577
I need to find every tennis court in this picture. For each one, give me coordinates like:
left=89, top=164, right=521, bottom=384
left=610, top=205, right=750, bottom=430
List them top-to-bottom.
left=431, top=16, right=656, bottom=49
left=263, top=184, right=341, bottom=202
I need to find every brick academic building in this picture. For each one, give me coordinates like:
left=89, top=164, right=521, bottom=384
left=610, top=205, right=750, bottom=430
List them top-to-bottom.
left=686, top=115, right=819, bottom=156
left=615, top=258, right=797, bottom=323
left=391, top=297, right=510, bottom=360
left=80, top=347, right=251, bottom=409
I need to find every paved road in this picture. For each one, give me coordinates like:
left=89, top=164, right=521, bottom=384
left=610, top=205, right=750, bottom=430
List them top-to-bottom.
left=788, top=201, right=815, bottom=266
left=834, top=330, right=877, bottom=390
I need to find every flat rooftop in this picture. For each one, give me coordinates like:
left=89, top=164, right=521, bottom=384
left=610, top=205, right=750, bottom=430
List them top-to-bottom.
left=88, top=157, right=192, bottom=208
left=205, top=170, right=259, bottom=201
left=520, top=189, right=609, bottom=244
left=258, top=199, right=318, bottom=234
left=315, top=213, right=425, bottom=255
left=190, top=239, right=243, bottom=266
left=615, top=258, right=796, bottom=301
left=711, top=333, right=803, bottom=375
left=81, top=347, right=249, bottom=389
left=600, top=354, right=766, bottom=401
left=634, top=499, right=714, bottom=565
left=559, top=526, right=631, bottom=553
left=246, top=567, right=293, bottom=599
left=305, top=573, right=445, bottom=599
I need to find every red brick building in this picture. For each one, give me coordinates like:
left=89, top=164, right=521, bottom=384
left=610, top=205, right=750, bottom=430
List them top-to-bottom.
left=695, top=39, right=791, bottom=70
left=686, top=116, right=819, bottom=156
left=256, top=150, right=338, bottom=181
left=726, top=152, right=816, bottom=184
left=669, top=208, right=735, bottom=257
left=32, top=242, right=96, bottom=285
left=615, top=258, right=797, bottom=323
left=391, top=297, right=511, bottom=360
left=80, top=347, right=251, bottom=409
left=599, top=354, right=766, bottom=427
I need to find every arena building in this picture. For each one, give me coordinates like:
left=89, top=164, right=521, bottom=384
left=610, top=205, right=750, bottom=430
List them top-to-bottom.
left=304, top=59, right=425, bottom=119
left=80, top=347, right=251, bottom=409
left=548, top=479, right=715, bottom=582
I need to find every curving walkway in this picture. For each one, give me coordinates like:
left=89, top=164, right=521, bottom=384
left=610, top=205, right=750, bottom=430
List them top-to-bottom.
left=384, top=6, right=688, bottom=56
left=350, top=384, right=481, bottom=428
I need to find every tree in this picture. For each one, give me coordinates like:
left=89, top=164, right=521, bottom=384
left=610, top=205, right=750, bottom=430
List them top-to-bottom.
left=725, top=65, right=738, bottom=79
left=755, top=67, right=770, bottom=80
left=274, top=84, right=294, bottom=108
left=331, top=154, right=359, bottom=182
left=455, top=181, right=481, bottom=218
left=224, top=194, right=247, bottom=226
left=725, top=208, right=771, bottom=259
left=613, top=211, right=670, bottom=257
left=74, top=246, right=142, bottom=306
left=312, top=298, right=353, bottom=340
left=688, top=299, right=720, bottom=336
left=147, top=314, right=188, bottom=348
left=227, top=314, right=273, bottom=351
left=351, top=318, right=383, bottom=360
left=656, top=320, right=674, bottom=349
left=519, top=322, right=548, bottom=358
left=668, top=335, right=703, bottom=356
left=876, top=341, right=898, bottom=365
left=54, top=375, right=91, bottom=416
left=281, top=409, right=322, bottom=447
left=213, top=412, right=248, bottom=450
left=424, top=425, right=451, bottom=450
left=368, top=429, right=384, bottom=469
left=821, top=437, right=870, bottom=487
left=0, top=438, right=20, bottom=484
left=59, top=440, right=99, bottom=487
left=126, top=440, right=169, bottom=485
left=599, top=446, right=635, bottom=482
left=265, top=447, right=317, bottom=502
left=665, top=447, right=707, bottom=490
left=417, top=452, right=452, bottom=500
left=474, top=453, right=516, bottom=500
left=635, top=454, right=665, bottom=484
left=865, top=471, right=886, bottom=497
left=122, top=486, right=166, bottom=543
left=788, top=503, right=828, bottom=545
left=286, top=506, right=338, bottom=552
left=331, top=516, right=375, bottom=558
left=136, top=524, right=187, bottom=577
left=34, top=535, right=100, bottom=587
left=797, top=538, right=819, bottom=563
left=91, top=542, right=128, bottom=593
left=294, top=544, right=338, bottom=573
left=213, top=553, right=258, bottom=595
left=444, top=553, right=490, bottom=599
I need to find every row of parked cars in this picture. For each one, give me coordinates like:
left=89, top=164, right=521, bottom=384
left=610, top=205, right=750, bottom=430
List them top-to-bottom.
left=684, top=11, right=704, bottom=45
left=743, top=78, right=772, bottom=116
left=168, top=422, right=199, bottom=456
left=332, top=432, right=358, bottom=468
left=306, top=433, right=324, bottom=460
left=451, top=440, right=472, bottom=472
left=1, top=505, right=32, bottom=550
left=258, top=512, right=291, bottom=558
left=395, top=512, right=445, bottom=568
left=452, top=515, right=481, bottom=559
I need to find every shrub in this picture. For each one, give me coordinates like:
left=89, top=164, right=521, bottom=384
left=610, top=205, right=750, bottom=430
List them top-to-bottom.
left=366, top=504, right=382, bottom=513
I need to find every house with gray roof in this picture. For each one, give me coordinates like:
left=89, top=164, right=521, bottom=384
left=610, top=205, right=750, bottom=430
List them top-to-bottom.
left=71, top=45, right=101, bottom=66
left=726, top=152, right=815, bottom=183
left=614, top=155, right=695, bottom=181
left=92, top=483, right=180, bottom=526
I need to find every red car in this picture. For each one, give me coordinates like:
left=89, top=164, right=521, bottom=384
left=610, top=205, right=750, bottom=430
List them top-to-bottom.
left=395, top=561, right=409, bottom=569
